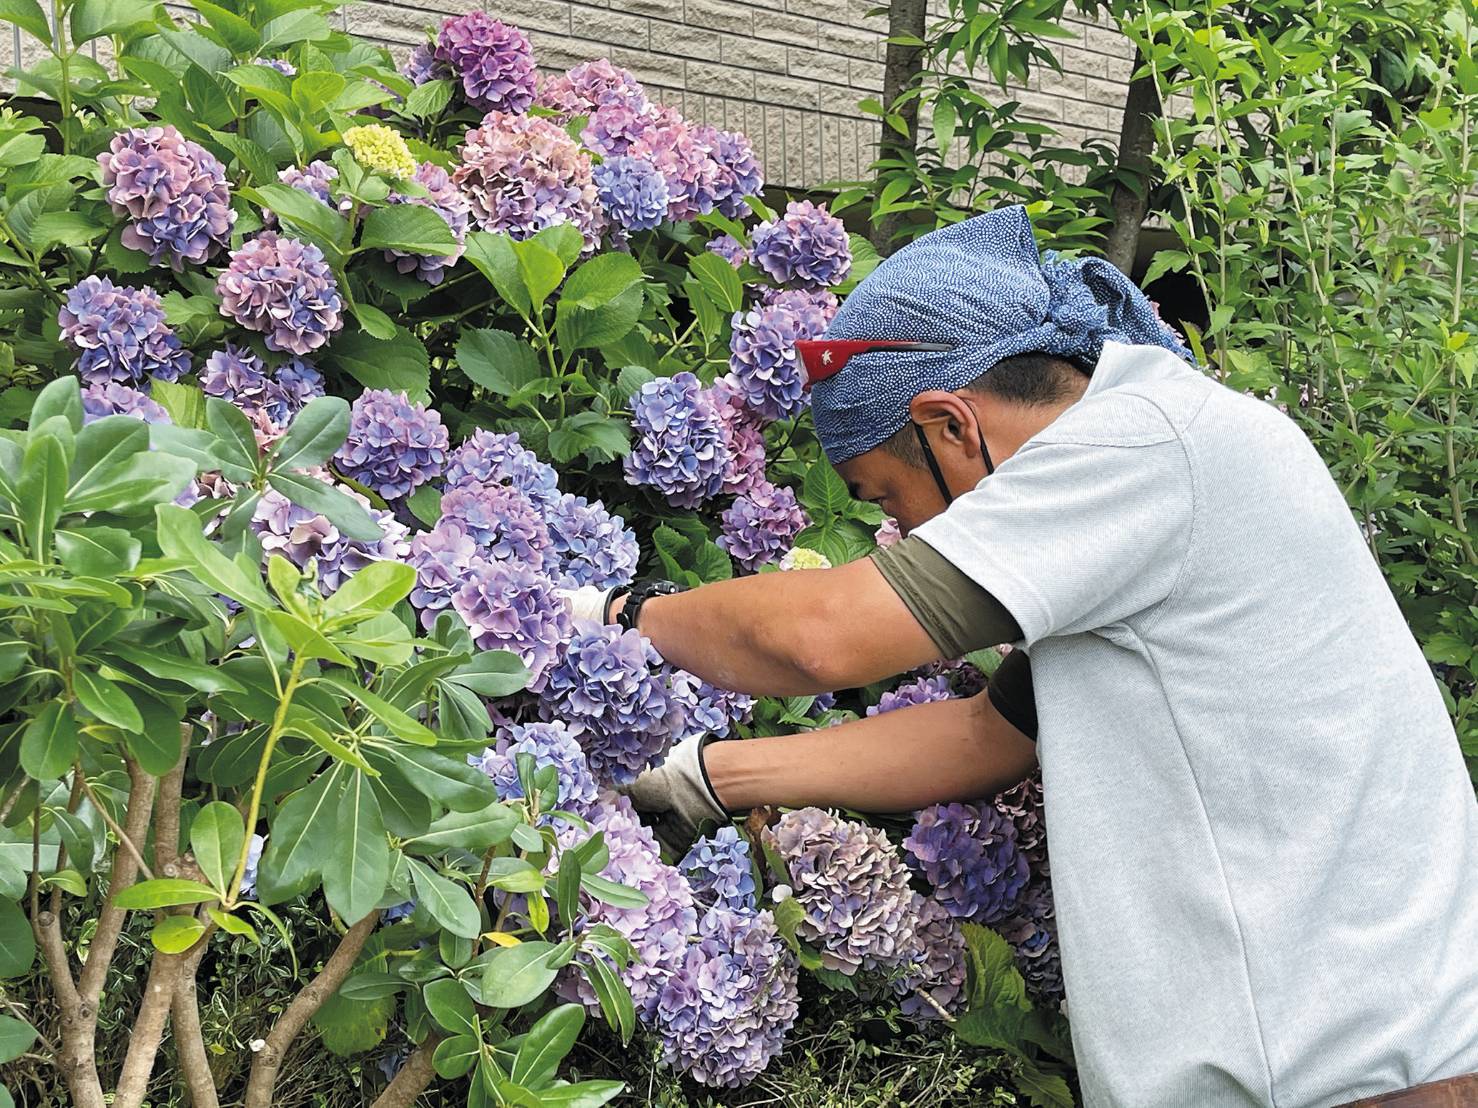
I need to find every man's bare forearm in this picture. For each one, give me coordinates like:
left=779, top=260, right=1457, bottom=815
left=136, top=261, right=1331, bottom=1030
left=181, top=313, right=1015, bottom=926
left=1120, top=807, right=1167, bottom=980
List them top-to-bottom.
left=625, top=559, right=943, bottom=696
left=703, top=693, right=1037, bottom=812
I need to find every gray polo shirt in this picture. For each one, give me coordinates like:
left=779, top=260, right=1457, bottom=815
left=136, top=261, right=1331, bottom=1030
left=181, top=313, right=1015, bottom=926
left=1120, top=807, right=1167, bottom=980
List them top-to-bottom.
left=911, top=342, right=1478, bottom=1107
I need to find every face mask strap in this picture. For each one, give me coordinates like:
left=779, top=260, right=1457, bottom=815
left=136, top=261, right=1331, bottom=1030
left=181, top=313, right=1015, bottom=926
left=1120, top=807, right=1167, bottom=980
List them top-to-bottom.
left=913, top=422, right=954, bottom=506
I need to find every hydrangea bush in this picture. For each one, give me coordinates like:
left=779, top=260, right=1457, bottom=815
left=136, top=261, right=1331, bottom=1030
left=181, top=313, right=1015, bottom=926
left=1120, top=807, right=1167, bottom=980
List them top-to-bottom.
left=0, top=2, right=1068, bottom=1104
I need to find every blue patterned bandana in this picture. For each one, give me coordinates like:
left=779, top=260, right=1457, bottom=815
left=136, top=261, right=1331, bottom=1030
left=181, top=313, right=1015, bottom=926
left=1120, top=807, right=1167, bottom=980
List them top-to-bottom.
left=808, top=205, right=1195, bottom=463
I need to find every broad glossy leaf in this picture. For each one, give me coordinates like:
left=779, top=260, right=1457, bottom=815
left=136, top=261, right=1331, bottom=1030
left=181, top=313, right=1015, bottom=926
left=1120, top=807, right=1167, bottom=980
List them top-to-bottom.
left=0, top=0, right=49, bottom=42
left=248, top=183, right=352, bottom=255
left=360, top=205, right=457, bottom=253
left=464, top=231, right=530, bottom=317
left=514, top=240, right=564, bottom=311
left=689, top=250, right=744, bottom=313
left=324, top=325, right=430, bottom=401
left=455, top=328, right=541, bottom=397
left=29, top=376, right=82, bottom=432
left=271, top=395, right=349, bottom=473
left=205, top=397, right=261, bottom=476
left=17, top=433, right=66, bottom=560
left=265, top=471, right=383, bottom=542
left=156, top=505, right=273, bottom=610
left=55, top=526, right=141, bottom=576
left=323, top=559, right=415, bottom=622
left=265, top=610, right=354, bottom=666
left=333, top=613, right=414, bottom=666
left=106, top=644, right=244, bottom=694
left=442, top=651, right=530, bottom=698
left=73, top=667, right=143, bottom=732
left=324, top=677, right=436, bottom=746
left=122, top=691, right=186, bottom=776
left=20, top=701, right=78, bottom=781
left=369, top=744, right=497, bottom=811
left=256, top=765, right=345, bottom=903
left=323, top=772, right=389, bottom=924
left=191, top=801, right=245, bottom=894
left=405, top=803, right=518, bottom=853
left=51, top=809, right=97, bottom=874
left=579, top=873, right=648, bottom=909
left=113, top=878, right=219, bottom=909
left=0, top=901, right=35, bottom=979
left=206, top=905, right=258, bottom=941
left=151, top=914, right=207, bottom=953
left=479, top=940, right=559, bottom=1008
left=583, top=954, right=635, bottom=1044
left=423, top=976, right=477, bottom=1037
left=510, top=1002, right=584, bottom=1087
left=0, top=1014, right=37, bottom=1064
left=432, top=1033, right=480, bottom=1079
left=535, top=1080, right=624, bottom=1107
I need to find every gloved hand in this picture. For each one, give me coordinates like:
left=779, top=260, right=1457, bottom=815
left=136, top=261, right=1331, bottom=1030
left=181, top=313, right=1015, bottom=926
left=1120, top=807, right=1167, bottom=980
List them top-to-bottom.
left=557, top=585, right=616, bottom=624
left=623, top=734, right=730, bottom=855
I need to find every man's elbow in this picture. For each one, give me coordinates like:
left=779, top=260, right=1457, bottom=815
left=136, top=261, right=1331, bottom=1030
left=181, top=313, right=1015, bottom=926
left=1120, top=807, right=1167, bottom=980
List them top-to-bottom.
left=779, top=596, right=863, bottom=692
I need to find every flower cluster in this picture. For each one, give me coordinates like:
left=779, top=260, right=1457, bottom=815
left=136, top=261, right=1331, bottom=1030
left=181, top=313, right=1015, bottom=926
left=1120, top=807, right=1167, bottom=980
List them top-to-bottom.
left=435, top=12, right=537, bottom=113
left=402, top=43, right=446, bottom=86
left=536, top=59, right=645, bottom=118
left=454, top=111, right=603, bottom=250
left=344, top=123, right=418, bottom=179
left=98, top=125, right=235, bottom=269
left=706, top=128, right=764, bottom=219
left=594, top=155, right=670, bottom=232
left=278, top=161, right=340, bottom=209
left=386, top=162, right=471, bottom=284
left=749, top=200, right=852, bottom=289
left=216, top=232, right=343, bottom=355
left=707, top=233, right=749, bottom=267
left=59, top=277, right=191, bottom=386
left=727, top=292, right=832, bottom=423
left=200, top=344, right=323, bottom=427
left=624, top=372, right=730, bottom=508
left=703, top=377, right=768, bottom=497
left=81, top=381, right=170, bottom=425
left=335, top=389, right=449, bottom=500
left=444, top=428, right=561, bottom=507
left=718, top=481, right=808, bottom=573
left=439, top=483, right=551, bottom=568
left=252, top=487, right=411, bottom=594
left=544, top=494, right=640, bottom=590
left=406, top=522, right=480, bottom=630
left=778, top=546, right=831, bottom=572
left=451, top=559, right=570, bottom=687
left=538, top=625, right=683, bottom=786
left=668, top=671, right=754, bottom=739
left=869, top=674, right=954, bottom=716
left=473, top=721, right=598, bottom=819
left=903, top=802, right=1029, bottom=925
left=763, top=808, right=919, bottom=975
left=680, top=827, right=757, bottom=913
left=997, top=881, right=1063, bottom=1006
left=894, top=895, right=968, bottom=1020
left=653, top=905, right=798, bottom=1087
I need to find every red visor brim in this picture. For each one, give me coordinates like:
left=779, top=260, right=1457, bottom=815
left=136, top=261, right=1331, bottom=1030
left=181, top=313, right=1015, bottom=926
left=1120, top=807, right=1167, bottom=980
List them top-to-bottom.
left=795, top=340, right=955, bottom=386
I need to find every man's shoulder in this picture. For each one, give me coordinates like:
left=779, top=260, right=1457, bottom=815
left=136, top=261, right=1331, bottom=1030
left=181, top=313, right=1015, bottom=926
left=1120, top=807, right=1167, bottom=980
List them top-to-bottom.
left=1031, top=389, right=1188, bottom=451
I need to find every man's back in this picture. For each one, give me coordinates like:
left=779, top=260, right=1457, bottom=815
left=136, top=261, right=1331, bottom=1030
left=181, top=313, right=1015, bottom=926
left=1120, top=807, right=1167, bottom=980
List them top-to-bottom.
left=912, top=342, right=1478, bottom=1106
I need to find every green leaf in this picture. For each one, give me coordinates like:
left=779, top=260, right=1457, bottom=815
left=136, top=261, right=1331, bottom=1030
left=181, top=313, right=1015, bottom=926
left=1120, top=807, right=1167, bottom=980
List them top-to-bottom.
left=0, top=0, right=50, bottom=42
left=71, top=0, right=161, bottom=42
left=186, top=0, right=257, bottom=53
left=403, top=77, right=453, bottom=119
left=932, top=98, right=958, bottom=159
left=248, top=183, right=351, bottom=255
left=360, top=206, right=457, bottom=254
left=31, top=212, right=106, bottom=251
left=535, top=222, right=584, bottom=266
left=464, top=231, right=531, bottom=317
left=514, top=240, right=565, bottom=311
left=689, top=251, right=744, bottom=313
left=561, top=253, right=642, bottom=309
left=556, top=283, right=643, bottom=351
left=350, top=300, right=397, bottom=340
left=325, top=325, right=431, bottom=401
left=455, top=328, right=542, bottom=397
left=30, top=377, right=83, bottom=432
left=272, top=395, right=350, bottom=473
left=206, top=397, right=260, bottom=475
left=17, top=433, right=66, bottom=560
left=65, top=450, right=195, bottom=515
left=802, top=460, right=850, bottom=517
left=264, top=471, right=383, bottom=542
left=157, top=505, right=273, bottom=609
left=55, top=527, right=141, bottom=576
left=323, top=560, right=415, bottom=622
left=264, top=610, right=354, bottom=666
left=334, top=612, right=414, bottom=666
left=106, top=645, right=243, bottom=694
left=443, top=651, right=530, bottom=698
left=73, top=667, right=143, bottom=731
left=323, top=676, right=436, bottom=746
left=122, top=692, right=185, bottom=776
left=20, top=701, right=78, bottom=781
left=370, top=745, right=497, bottom=812
left=256, top=766, right=344, bottom=903
left=323, top=772, right=389, bottom=924
left=191, top=801, right=245, bottom=894
left=406, top=803, right=518, bottom=853
left=53, top=808, right=96, bottom=873
left=484, top=858, right=546, bottom=894
left=408, top=859, right=480, bottom=939
left=43, top=869, right=88, bottom=897
left=579, top=873, right=648, bottom=909
left=113, top=878, right=219, bottom=909
left=0, top=901, right=35, bottom=979
left=206, top=905, right=258, bottom=941
left=151, top=914, right=207, bottom=953
left=480, top=940, right=559, bottom=1008
left=583, top=954, right=635, bottom=1044
left=338, top=971, right=405, bottom=1000
left=423, top=977, right=477, bottom=1037
left=511, top=1002, right=584, bottom=1087
left=0, top=1014, right=37, bottom=1064
left=432, top=1033, right=480, bottom=1079
left=1014, top=1057, right=1075, bottom=1108
left=534, top=1080, right=624, bottom=1107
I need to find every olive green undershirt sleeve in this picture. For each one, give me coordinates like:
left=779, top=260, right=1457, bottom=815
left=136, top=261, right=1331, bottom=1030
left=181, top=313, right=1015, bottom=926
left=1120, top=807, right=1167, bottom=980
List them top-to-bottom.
left=869, top=535, right=1024, bottom=659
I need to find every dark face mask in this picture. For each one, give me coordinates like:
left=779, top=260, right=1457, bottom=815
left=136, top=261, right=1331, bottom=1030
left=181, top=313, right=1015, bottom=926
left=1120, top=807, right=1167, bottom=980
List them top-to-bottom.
left=912, top=419, right=994, bottom=507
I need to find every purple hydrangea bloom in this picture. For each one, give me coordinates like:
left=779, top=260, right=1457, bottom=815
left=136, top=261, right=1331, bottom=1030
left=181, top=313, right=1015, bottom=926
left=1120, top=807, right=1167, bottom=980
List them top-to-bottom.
left=434, top=13, right=536, bottom=113
left=402, top=43, right=447, bottom=86
left=254, top=57, right=296, bottom=76
left=536, top=59, right=647, bottom=118
left=582, top=99, right=662, bottom=159
left=454, top=111, right=603, bottom=251
left=629, top=112, right=721, bottom=222
left=99, top=125, right=235, bottom=269
left=706, top=128, right=763, bottom=219
left=594, top=155, right=670, bottom=232
left=276, top=161, right=341, bottom=211
left=386, top=162, right=471, bottom=285
left=749, top=199, right=851, bottom=289
left=216, top=231, right=343, bottom=356
left=707, top=234, right=749, bottom=268
left=59, top=277, right=190, bottom=386
left=760, top=284, right=840, bottom=322
left=727, top=293, right=831, bottom=423
left=201, top=343, right=279, bottom=419
left=274, top=357, right=325, bottom=415
left=624, top=372, right=730, bottom=509
left=703, top=376, right=767, bottom=496
left=81, top=381, right=170, bottom=425
left=334, top=389, right=448, bottom=500
left=443, top=428, right=561, bottom=508
left=717, top=481, right=808, bottom=573
left=439, top=483, right=551, bottom=569
left=252, top=487, right=411, bottom=594
left=545, top=493, right=640, bottom=590
left=875, top=516, right=902, bottom=548
left=406, top=521, right=481, bottom=630
left=451, top=559, right=570, bottom=688
left=539, top=625, right=684, bottom=787
left=667, top=670, right=753, bottom=739
left=869, top=674, right=954, bottom=717
left=808, top=691, right=837, bottom=717
left=473, top=721, right=598, bottom=819
left=995, top=770, right=1048, bottom=872
left=556, top=791, right=698, bottom=1016
left=903, top=802, right=1029, bottom=924
left=762, top=807, right=920, bottom=975
left=679, top=827, right=757, bottom=913
left=239, top=834, right=266, bottom=897
left=997, top=880, right=1063, bottom=1006
left=894, top=894, right=968, bottom=1020
left=653, top=905, right=798, bottom=1087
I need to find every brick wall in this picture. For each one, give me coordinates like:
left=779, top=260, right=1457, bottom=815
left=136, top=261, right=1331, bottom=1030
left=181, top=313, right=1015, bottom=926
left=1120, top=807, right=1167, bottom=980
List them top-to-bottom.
left=345, top=0, right=1140, bottom=189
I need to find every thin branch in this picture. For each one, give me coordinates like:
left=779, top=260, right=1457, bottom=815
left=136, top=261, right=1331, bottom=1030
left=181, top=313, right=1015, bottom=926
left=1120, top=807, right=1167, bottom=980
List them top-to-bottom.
left=154, top=723, right=192, bottom=874
left=79, top=759, right=157, bottom=1008
left=75, top=767, right=154, bottom=882
left=0, top=775, right=25, bottom=824
left=242, top=909, right=382, bottom=1108
left=111, top=949, right=187, bottom=1108
left=370, top=1036, right=441, bottom=1108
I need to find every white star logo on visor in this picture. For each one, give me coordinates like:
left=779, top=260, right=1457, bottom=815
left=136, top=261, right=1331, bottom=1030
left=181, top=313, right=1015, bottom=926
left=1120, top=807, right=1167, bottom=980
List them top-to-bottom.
left=821, top=350, right=833, bottom=365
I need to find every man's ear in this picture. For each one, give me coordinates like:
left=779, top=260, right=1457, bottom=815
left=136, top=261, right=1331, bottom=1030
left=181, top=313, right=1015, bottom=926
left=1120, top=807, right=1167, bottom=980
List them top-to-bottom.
left=908, top=390, right=973, bottom=445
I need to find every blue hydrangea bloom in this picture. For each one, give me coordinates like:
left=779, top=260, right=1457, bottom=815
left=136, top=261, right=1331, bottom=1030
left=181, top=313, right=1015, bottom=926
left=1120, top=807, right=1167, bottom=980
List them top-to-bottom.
left=402, top=43, right=447, bottom=86
left=254, top=57, right=297, bottom=76
left=98, top=125, right=236, bottom=269
left=709, top=129, right=763, bottom=219
left=594, top=155, right=670, bottom=231
left=749, top=199, right=851, bottom=289
left=217, top=231, right=343, bottom=355
left=707, top=233, right=748, bottom=268
left=59, top=277, right=190, bottom=386
left=727, top=294, right=831, bottom=423
left=273, top=357, right=325, bottom=415
left=624, top=371, right=729, bottom=508
left=81, top=381, right=171, bottom=425
left=335, top=389, right=449, bottom=500
left=444, top=428, right=562, bottom=508
left=717, top=481, right=808, bottom=573
left=439, top=483, right=551, bottom=569
left=252, top=487, right=412, bottom=595
left=545, top=493, right=640, bottom=590
left=406, top=521, right=480, bottom=630
left=451, top=559, right=570, bottom=688
left=667, top=670, right=754, bottom=738
left=868, top=674, right=953, bottom=716
left=473, top=721, right=598, bottom=819
left=903, top=802, right=1029, bottom=925
left=680, top=827, right=757, bottom=912
left=997, top=880, right=1063, bottom=1006
left=894, top=894, right=968, bottom=1020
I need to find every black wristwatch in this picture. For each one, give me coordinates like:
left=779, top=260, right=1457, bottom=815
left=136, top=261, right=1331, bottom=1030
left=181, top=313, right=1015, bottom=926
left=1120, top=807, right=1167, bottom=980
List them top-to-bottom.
left=610, top=579, right=686, bottom=632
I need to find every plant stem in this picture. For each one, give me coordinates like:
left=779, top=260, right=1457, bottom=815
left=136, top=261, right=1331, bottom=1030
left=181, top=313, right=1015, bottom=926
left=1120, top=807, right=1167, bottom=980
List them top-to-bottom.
left=52, top=0, right=72, bottom=154
left=227, top=654, right=307, bottom=904
left=76, top=768, right=154, bottom=881
left=111, top=950, right=189, bottom=1108
left=371, top=1036, right=441, bottom=1108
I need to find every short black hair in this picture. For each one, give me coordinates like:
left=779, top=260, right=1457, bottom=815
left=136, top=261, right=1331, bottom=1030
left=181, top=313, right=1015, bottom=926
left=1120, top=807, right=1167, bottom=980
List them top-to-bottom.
left=878, top=352, right=1087, bottom=466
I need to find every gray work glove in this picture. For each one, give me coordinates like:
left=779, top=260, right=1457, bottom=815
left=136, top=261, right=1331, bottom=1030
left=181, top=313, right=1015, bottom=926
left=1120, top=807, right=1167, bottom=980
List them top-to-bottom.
left=624, top=735, right=730, bottom=855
